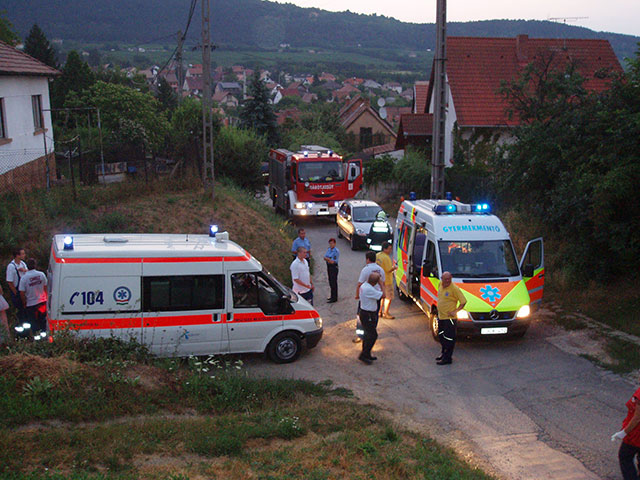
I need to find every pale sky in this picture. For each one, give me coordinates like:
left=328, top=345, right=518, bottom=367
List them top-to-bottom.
left=272, top=0, right=640, bottom=37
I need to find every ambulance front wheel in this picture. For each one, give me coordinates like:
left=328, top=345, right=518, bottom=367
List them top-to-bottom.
left=429, top=310, right=439, bottom=340
left=267, top=331, right=302, bottom=363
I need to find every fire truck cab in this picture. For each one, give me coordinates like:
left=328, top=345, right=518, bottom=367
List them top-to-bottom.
left=269, top=145, right=363, bottom=218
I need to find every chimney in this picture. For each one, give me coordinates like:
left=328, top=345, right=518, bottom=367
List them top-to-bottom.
left=516, top=34, right=529, bottom=63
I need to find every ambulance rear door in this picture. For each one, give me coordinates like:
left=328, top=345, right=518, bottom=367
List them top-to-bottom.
left=396, top=220, right=415, bottom=296
left=519, top=237, right=544, bottom=307
left=141, top=260, right=227, bottom=356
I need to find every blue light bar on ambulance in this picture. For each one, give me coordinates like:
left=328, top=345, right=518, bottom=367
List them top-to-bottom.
left=472, top=203, right=491, bottom=213
left=433, top=204, right=457, bottom=214
left=209, top=225, right=219, bottom=237
left=63, top=236, right=74, bottom=250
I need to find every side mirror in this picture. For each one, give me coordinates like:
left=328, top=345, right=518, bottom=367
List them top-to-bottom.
left=347, top=214, right=352, bottom=221
left=522, top=264, right=534, bottom=277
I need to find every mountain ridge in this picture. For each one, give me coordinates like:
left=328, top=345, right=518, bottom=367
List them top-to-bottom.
left=4, top=0, right=639, bottom=61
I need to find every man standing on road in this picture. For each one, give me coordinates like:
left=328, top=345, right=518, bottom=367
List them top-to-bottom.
left=291, top=228, right=311, bottom=260
left=323, top=238, right=339, bottom=303
left=376, top=241, right=397, bottom=319
left=6, top=247, right=27, bottom=326
left=290, top=247, right=314, bottom=305
left=354, top=251, right=385, bottom=343
left=19, top=258, right=48, bottom=340
left=436, top=271, right=466, bottom=365
left=358, top=272, right=384, bottom=364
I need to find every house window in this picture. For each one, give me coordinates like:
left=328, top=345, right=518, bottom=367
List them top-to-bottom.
left=32, top=95, right=44, bottom=130
left=0, top=98, right=6, bottom=138
left=359, top=127, right=372, bottom=148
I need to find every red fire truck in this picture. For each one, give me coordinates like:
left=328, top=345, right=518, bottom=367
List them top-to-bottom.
left=268, top=145, right=363, bottom=218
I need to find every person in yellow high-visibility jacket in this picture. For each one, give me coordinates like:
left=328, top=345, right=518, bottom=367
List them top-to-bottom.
left=436, top=271, right=466, bottom=365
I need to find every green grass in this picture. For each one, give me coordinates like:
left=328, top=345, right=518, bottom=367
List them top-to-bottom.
left=582, top=337, right=640, bottom=375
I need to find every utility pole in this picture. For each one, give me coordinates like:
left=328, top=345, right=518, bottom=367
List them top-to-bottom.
left=201, top=0, right=215, bottom=199
left=430, top=0, right=447, bottom=199
left=176, top=30, right=185, bottom=104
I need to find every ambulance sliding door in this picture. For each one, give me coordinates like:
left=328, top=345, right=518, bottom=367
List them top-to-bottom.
left=141, top=260, right=226, bottom=356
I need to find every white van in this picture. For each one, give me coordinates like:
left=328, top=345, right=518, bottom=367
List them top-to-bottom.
left=46, top=230, right=323, bottom=363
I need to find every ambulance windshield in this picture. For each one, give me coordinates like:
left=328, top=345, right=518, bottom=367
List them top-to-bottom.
left=298, top=161, right=344, bottom=182
left=438, top=240, right=519, bottom=278
left=262, top=267, right=297, bottom=302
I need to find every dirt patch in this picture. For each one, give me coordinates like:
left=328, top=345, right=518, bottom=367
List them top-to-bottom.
left=0, top=353, right=87, bottom=387
left=123, top=364, right=177, bottom=392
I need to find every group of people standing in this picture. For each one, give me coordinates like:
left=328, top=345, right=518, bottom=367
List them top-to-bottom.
left=1, top=247, right=48, bottom=342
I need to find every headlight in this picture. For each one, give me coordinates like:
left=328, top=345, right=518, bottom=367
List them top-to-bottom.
left=294, top=202, right=305, bottom=209
left=300, top=209, right=307, bottom=216
left=355, top=228, right=366, bottom=235
left=516, top=305, right=531, bottom=318
left=457, top=310, right=469, bottom=320
left=314, top=317, right=323, bottom=329
left=22, top=322, right=31, bottom=329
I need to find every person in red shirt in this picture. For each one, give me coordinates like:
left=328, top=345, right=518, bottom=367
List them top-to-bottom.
left=612, top=377, right=640, bottom=479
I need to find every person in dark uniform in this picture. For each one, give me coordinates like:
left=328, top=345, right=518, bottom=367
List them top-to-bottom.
left=323, top=238, right=340, bottom=303
left=436, top=271, right=466, bottom=365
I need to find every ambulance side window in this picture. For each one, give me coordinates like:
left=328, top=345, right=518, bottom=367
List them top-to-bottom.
left=424, top=241, right=438, bottom=277
left=232, top=273, right=258, bottom=308
left=143, top=275, right=225, bottom=312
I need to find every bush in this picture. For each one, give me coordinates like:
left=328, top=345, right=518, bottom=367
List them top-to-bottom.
left=214, top=126, right=267, bottom=191
left=392, top=148, right=431, bottom=197
left=364, top=154, right=395, bottom=187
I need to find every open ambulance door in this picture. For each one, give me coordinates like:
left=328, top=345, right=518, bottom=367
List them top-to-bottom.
left=519, top=237, right=544, bottom=307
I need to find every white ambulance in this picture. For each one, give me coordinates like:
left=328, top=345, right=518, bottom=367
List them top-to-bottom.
left=394, top=199, right=544, bottom=338
left=46, top=229, right=323, bottom=363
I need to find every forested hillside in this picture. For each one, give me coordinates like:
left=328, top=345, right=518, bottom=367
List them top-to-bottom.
left=4, top=0, right=639, bottom=61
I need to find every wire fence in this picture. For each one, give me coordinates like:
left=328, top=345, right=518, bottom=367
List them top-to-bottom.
left=0, top=144, right=190, bottom=197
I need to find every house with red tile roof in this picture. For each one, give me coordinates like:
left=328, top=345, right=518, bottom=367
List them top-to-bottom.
left=420, top=35, right=623, bottom=165
left=0, top=41, right=60, bottom=192
left=332, top=84, right=359, bottom=102
left=212, top=91, right=239, bottom=108
left=338, top=96, right=396, bottom=150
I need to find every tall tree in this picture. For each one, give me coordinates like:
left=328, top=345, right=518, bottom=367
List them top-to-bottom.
left=0, top=10, right=18, bottom=45
left=24, top=24, right=58, bottom=68
left=52, top=50, right=95, bottom=107
left=239, top=72, right=278, bottom=145
left=156, top=77, right=177, bottom=113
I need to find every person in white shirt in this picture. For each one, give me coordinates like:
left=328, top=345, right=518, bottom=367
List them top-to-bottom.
left=5, top=246, right=27, bottom=324
left=290, top=247, right=314, bottom=305
left=353, top=251, right=385, bottom=343
left=19, top=258, right=48, bottom=339
left=358, top=272, right=384, bottom=364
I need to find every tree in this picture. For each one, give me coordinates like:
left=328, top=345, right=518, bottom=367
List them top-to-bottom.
left=0, top=10, right=19, bottom=45
left=24, top=24, right=58, bottom=68
left=493, top=48, right=640, bottom=279
left=87, top=49, right=101, bottom=67
left=52, top=51, right=95, bottom=107
left=239, top=72, right=278, bottom=145
left=156, top=77, right=177, bottom=114
left=73, top=81, right=169, bottom=153
left=214, top=126, right=267, bottom=191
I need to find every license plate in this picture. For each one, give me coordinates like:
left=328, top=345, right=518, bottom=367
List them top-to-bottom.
left=318, top=211, right=330, bottom=215
left=481, top=327, right=508, bottom=335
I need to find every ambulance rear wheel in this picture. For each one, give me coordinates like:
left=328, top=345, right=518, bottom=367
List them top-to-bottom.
left=268, top=331, right=302, bottom=363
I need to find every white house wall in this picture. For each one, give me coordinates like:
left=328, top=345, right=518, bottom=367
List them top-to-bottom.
left=0, top=76, right=55, bottom=175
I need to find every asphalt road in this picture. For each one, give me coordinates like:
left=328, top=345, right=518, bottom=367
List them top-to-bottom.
left=245, top=216, right=634, bottom=480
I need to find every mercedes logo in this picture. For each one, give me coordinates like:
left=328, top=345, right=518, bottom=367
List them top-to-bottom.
left=489, top=309, right=500, bottom=320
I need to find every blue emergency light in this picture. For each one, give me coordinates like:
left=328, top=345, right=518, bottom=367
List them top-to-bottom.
left=409, top=191, right=416, bottom=201
left=446, top=191, right=453, bottom=201
left=473, top=203, right=491, bottom=213
left=433, top=204, right=457, bottom=214
left=209, top=225, right=219, bottom=237
left=63, top=236, right=74, bottom=250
